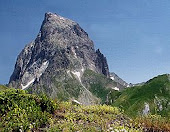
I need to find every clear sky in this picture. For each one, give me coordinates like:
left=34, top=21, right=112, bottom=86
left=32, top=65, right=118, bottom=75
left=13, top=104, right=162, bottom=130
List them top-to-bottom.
left=1, top=0, right=170, bottom=84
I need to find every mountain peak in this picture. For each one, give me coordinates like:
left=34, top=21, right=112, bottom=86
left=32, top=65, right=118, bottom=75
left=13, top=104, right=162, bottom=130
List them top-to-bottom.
left=9, top=12, right=117, bottom=105
left=37, top=12, right=88, bottom=44
left=43, top=12, right=76, bottom=27
left=45, top=12, right=67, bottom=21
left=45, top=12, right=57, bottom=17
left=45, top=12, right=57, bottom=18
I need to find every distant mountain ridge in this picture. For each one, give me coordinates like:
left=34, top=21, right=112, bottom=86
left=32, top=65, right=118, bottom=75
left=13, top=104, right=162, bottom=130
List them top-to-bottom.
left=9, top=12, right=125, bottom=104
left=109, top=72, right=146, bottom=90
left=110, top=72, right=129, bottom=90
left=112, top=74, right=170, bottom=117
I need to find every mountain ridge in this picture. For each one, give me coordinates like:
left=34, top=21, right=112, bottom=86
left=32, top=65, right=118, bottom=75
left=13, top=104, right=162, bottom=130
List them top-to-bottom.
left=111, top=74, right=170, bottom=117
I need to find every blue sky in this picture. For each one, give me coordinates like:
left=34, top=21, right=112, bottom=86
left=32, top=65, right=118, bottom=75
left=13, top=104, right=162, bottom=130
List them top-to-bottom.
left=1, top=0, right=170, bottom=84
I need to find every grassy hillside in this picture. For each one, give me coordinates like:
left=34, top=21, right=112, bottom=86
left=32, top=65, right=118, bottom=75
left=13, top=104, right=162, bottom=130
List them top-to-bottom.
left=82, top=69, right=119, bottom=103
left=112, top=74, right=170, bottom=118
left=0, top=85, right=8, bottom=91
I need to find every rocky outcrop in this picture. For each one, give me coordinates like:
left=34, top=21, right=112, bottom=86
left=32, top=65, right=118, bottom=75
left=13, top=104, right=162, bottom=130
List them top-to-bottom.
left=9, top=12, right=119, bottom=104
left=95, top=49, right=110, bottom=77
left=110, top=72, right=128, bottom=90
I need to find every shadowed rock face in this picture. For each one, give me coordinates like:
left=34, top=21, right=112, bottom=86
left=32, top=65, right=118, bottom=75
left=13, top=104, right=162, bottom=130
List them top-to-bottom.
left=9, top=12, right=111, bottom=104
left=95, top=49, right=109, bottom=77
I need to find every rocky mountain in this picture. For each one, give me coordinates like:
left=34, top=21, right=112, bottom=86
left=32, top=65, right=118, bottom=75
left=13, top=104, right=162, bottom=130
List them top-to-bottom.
left=9, top=12, right=123, bottom=105
left=109, top=72, right=146, bottom=90
left=110, top=72, right=129, bottom=90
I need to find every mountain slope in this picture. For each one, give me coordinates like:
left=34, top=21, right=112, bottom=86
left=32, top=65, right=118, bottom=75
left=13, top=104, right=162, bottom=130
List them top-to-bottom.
left=9, top=12, right=124, bottom=104
left=110, top=72, right=129, bottom=90
left=112, top=74, right=170, bottom=117
left=0, top=85, right=8, bottom=91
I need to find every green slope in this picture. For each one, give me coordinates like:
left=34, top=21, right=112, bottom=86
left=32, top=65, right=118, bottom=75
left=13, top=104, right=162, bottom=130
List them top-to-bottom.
left=82, top=69, right=119, bottom=103
left=112, top=74, right=170, bottom=117
left=0, top=85, right=8, bottom=91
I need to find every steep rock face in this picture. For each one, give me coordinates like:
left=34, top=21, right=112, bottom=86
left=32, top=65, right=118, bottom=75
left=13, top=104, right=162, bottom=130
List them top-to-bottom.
left=9, top=12, right=116, bottom=104
left=95, top=49, right=110, bottom=77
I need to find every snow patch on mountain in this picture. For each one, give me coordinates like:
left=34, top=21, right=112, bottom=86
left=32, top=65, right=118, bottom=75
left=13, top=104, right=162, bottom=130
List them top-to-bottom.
left=21, top=60, right=49, bottom=89
left=37, top=61, right=49, bottom=79
left=72, top=71, right=81, bottom=82
left=110, top=72, right=128, bottom=87
left=21, top=78, right=35, bottom=90
left=112, top=87, right=119, bottom=91
left=72, top=99, right=82, bottom=105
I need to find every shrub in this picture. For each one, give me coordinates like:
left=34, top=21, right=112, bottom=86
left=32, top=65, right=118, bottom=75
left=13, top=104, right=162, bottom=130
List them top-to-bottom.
left=0, top=89, right=57, bottom=131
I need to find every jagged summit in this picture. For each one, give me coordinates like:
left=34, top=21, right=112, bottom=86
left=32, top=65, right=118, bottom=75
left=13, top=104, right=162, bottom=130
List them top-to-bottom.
left=9, top=12, right=120, bottom=104
left=38, top=12, right=89, bottom=45
left=42, top=12, right=77, bottom=31
left=44, top=12, right=76, bottom=25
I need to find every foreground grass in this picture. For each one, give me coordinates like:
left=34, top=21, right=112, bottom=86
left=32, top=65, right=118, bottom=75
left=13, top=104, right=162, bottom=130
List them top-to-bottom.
left=0, top=85, right=8, bottom=91
left=0, top=88, right=169, bottom=131
left=50, top=102, right=142, bottom=132
left=50, top=102, right=170, bottom=132
left=135, top=114, right=170, bottom=131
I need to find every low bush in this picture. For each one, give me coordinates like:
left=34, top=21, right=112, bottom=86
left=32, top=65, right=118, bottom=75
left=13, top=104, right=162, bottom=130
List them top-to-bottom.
left=0, top=89, right=57, bottom=131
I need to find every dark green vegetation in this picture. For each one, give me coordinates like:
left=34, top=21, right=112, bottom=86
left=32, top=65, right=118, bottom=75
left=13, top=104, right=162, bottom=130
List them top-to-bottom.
left=82, top=70, right=118, bottom=103
left=112, top=74, right=170, bottom=118
left=0, top=85, right=8, bottom=91
left=0, top=88, right=57, bottom=131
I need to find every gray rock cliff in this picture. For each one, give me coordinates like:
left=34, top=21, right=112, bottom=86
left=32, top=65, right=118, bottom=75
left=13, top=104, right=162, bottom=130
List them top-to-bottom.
left=9, top=12, right=119, bottom=104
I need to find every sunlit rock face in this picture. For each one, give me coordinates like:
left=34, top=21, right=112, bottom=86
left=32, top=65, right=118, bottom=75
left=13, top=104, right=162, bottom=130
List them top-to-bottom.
left=9, top=12, right=113, bottom=104
left=110, top=72, right=129, bottom=90
left=143, top=102, right=150, bottom=115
